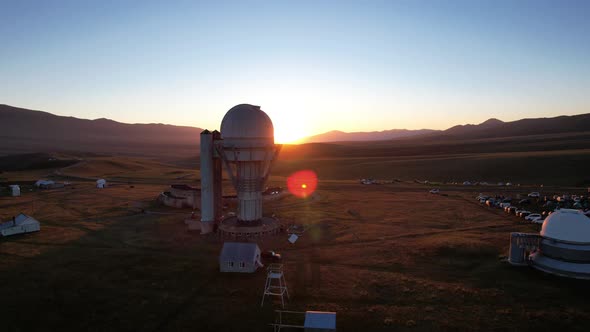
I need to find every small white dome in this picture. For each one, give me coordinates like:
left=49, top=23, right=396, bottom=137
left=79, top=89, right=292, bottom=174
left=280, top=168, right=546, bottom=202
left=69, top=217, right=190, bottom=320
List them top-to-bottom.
left=220, top=104, right=274, bottom=140
left=541, top=209, right=590, bottom=244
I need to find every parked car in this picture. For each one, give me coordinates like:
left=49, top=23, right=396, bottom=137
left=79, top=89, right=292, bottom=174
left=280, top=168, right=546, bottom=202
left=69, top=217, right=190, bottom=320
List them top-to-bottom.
left=429, top=188, right=440, bottom=194
left=528, top=192, right=540, bottom=198
left=519, top=199, right=531, bottom=205
left=499, top=202, right=511, bottom=208
left=508, top=207, right=517, bottom=214
left=514, top=209, right=527, bottom=217
left=518, top=211, right=532, bottom=218
left=525, top=213, right=542, bottom=222
left=530, top=216, right=545, bottom=224
left=261, top=250, right=282, bottom=263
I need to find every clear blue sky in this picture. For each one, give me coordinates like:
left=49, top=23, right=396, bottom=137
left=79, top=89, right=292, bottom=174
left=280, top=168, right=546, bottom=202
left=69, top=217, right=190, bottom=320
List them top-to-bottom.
left=1, top=0, right=588, bottom=142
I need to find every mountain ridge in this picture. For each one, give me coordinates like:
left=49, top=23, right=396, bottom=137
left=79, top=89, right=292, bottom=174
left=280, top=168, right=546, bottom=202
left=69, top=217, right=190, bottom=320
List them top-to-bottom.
left=0, top=104, right=202, bottom=157
left=1, top=104, right=589, bottom=157
left=304, top=114, right=590, bottom=143
left=436, top=114, right=590, bottom=140
left=300, top=128, right=438, bottom=143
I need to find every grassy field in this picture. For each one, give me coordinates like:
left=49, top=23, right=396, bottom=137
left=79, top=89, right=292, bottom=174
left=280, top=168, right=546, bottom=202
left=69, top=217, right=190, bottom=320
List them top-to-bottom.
left=275, top=132, right=590, bottom=186
left=1, top=156, right=590, bottom=331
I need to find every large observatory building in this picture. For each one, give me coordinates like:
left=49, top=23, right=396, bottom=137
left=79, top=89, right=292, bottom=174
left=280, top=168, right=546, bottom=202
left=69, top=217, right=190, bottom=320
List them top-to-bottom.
left=199, top=104, right=282, bottom=237
left=510, top=209, right=590, bottom=279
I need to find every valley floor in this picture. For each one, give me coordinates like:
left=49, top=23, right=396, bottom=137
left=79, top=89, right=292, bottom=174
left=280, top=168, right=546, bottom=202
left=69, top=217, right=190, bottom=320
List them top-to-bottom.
left=1, top=159, right=589, bottom=331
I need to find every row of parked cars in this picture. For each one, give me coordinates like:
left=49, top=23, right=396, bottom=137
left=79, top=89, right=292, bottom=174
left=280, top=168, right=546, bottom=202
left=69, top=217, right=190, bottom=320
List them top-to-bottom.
left=478, top=191, right=590, bottom=223
left=476, top=193, right=546, bottom=224
left=503, top=206, right=545, bottom=224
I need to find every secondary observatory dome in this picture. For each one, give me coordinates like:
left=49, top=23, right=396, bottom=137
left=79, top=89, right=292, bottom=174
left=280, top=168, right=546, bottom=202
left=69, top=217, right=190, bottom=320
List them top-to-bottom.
left=221, top=104, right=274, bottom=141
left=541, top=209, right=590, bottom=244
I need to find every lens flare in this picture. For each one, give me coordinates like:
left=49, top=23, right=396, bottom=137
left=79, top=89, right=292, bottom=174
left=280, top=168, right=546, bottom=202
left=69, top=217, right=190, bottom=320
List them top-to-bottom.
left=287, top=170, right=317, bottom=198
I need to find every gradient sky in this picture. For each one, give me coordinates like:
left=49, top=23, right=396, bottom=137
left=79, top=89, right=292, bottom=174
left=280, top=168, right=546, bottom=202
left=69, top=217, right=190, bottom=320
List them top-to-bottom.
left=1, top=0, right=589, bottom=143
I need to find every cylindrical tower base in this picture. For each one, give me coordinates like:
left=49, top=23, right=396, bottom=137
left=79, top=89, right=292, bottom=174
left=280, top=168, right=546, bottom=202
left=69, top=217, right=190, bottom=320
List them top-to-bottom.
left=236, top=162, right=264, bottom=222
left=218, top=216, right=281, bottom=239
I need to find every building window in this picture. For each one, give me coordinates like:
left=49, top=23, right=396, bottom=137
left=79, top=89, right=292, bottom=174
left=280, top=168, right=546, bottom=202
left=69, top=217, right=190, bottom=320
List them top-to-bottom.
left=227, top=261, right=234, bottom=268
left=239, top=262, right=245, bottom=269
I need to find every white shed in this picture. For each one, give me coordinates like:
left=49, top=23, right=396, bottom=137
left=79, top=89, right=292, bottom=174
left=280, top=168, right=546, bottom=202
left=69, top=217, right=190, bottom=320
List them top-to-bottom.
left=96, top=179, right=107, bottom=188
left=9, top=185, right=20, bottom=197
left=0, top=213, right=40, bottom=237
left=219, top=242, right=262, bottom=273
left=271, top=310, right=337, bottom=332
left=304, top=311, right=337, bottom=332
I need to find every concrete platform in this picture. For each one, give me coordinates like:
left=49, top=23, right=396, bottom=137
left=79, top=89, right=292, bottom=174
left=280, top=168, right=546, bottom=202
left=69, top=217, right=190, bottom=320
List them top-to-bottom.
left=218, top=216, right=281, bottom=239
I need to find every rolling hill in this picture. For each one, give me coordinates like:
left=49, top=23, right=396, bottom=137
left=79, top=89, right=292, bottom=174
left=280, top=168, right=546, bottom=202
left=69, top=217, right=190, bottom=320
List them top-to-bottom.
left=2, top=103, right=589, bottom=164
left=0, top=104, right=202, bottom=157
left=1, top=104, right=589, bottom=185
left=278, top=114, right=590, bottom=186
left=300, top=114, right=590, bottom=143
left=437, top=114, right=590, bottom=139
left=299, top=128, right=437, bottom=143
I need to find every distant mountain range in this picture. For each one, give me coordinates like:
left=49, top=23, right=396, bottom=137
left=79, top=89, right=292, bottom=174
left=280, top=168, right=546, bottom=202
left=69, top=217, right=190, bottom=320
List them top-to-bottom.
left=0, top=104, right=202, bottom=157
left=1, top=104, right=589, bottom=157
left=303, top=115, right=590, bottom=143
left=438, top=115, right=590, bottom=139
left=299, top=129, right=437, bottom=143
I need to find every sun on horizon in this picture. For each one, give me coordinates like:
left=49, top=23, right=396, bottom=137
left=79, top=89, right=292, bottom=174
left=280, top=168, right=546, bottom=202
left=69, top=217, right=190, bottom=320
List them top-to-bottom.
left=272, top=116, right=311, bottom=144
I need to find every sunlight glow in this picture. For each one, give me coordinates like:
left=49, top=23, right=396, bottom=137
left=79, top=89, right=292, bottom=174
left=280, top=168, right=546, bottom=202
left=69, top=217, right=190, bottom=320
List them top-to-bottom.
left=266, top=101, right=312, bottom=144
left=274, top=125, right=306, bottom=144
left=287, top=170, right=318, bottom=198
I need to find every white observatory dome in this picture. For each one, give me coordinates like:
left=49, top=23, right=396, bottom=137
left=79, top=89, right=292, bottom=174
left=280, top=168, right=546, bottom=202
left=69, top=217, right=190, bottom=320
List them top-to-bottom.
left=220, top=104, right=274, bottom=143
left=541, top=209, right=590, bottom=244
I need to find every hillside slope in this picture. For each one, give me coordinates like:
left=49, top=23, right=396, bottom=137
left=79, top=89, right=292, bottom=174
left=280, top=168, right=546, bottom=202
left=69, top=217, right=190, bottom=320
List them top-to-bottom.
left=0, top=104, right=202, bottom=157
left=300, top=113, right=590, bottom=143
left=438, top=114, right=590, bottom=139
left=300, top=128, right=437, bottom=143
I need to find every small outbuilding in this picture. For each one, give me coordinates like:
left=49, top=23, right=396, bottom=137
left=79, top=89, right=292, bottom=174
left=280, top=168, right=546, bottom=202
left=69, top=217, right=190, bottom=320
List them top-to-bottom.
left=96, top=179, right=107, bottom=188
left=157, top=184, right=200, bottom=209
left=9, top=185, right=20, bottom=197
left=1, top=213, right=40, bottom=237
left=219, top=242, right=262, bottom=273
left=271, top=310, right=336, bottom=332
left=304, top=311, right=337, bottom=332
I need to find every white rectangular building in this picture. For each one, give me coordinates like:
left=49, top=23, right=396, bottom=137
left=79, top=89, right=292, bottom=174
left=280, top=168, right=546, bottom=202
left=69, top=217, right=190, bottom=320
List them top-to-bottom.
left=0, top=213, right=40, bottom=237
left=219, top=242, right=262, bottom=273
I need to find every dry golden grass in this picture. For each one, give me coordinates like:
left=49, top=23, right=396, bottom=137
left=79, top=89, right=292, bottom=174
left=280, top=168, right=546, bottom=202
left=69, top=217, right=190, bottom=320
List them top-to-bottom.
left=1, top=157, right=589, bottom=331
